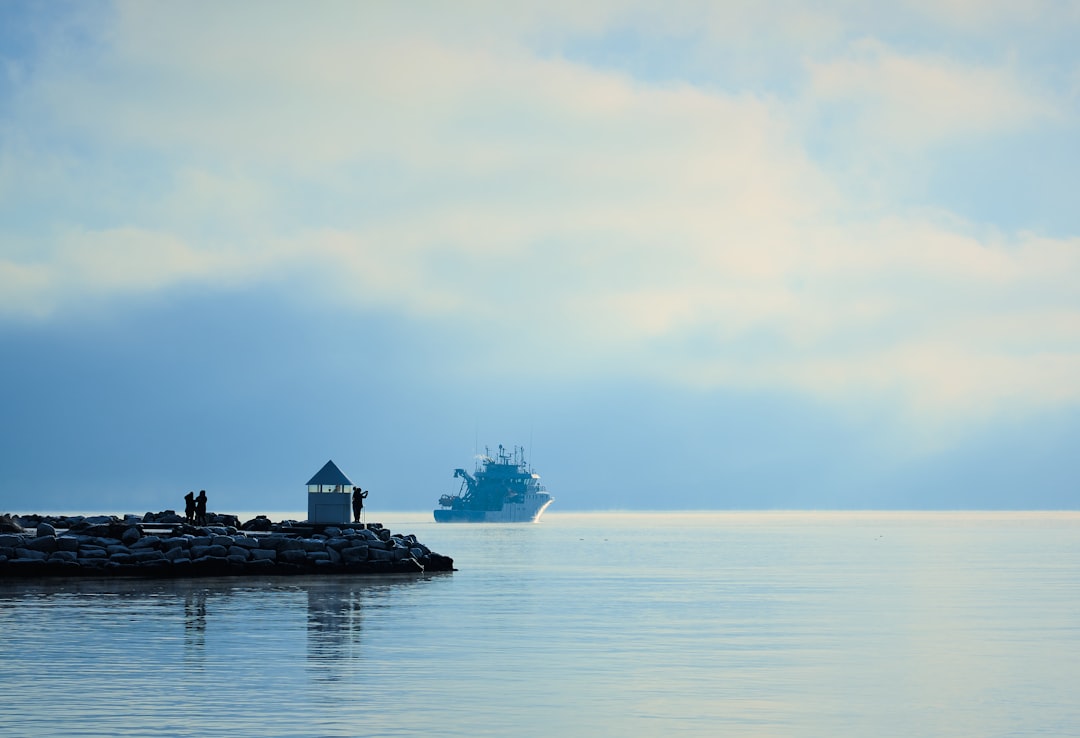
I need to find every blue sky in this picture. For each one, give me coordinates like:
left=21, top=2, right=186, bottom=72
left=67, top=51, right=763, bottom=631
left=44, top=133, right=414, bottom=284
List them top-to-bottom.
left=2, top=1, right=1078, bottom=513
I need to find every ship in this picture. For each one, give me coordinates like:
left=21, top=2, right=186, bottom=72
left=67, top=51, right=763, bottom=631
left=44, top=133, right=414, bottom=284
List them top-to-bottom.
left=434, top=444, right=554, bottom=523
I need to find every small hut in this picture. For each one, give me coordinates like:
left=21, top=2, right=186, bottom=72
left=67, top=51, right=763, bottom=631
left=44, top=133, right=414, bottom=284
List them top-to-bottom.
left=306, top=459, right=353, bottom=524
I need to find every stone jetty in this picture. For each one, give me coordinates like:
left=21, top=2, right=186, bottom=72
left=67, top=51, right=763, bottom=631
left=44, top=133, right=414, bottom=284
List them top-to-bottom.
left=0, top=511, right=454, bottom=578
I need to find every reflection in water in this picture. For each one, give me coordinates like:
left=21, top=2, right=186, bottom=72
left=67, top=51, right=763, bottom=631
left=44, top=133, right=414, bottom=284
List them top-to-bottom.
left=0, top=574, right=435, bottom=679
left=303, top=576, right=441, bottom=685
left=306, top=583, right=365, bottom=682
left=183, top=587, right=208, bottom=662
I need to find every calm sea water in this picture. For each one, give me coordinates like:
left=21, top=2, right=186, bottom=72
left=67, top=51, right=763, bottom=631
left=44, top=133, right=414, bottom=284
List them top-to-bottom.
left=2, top=511, right=1079, bottom=737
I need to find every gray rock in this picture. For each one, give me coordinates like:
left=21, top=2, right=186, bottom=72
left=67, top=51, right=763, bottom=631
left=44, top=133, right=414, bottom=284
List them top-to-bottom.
left=0, top=515, right=24, bottom=533
left=35, top=521, right=56, bottom=537
left=121, top=527, right=141, bottom=545
left=0, top=534, right=24, bottom=548
left=26, top=536, right=57, bottom=553
left=131, top=536, right=162, bottom=549
left=257, top=536, right=287, bottom=551
left=56, top=537, right=80, bottom=552
left=191, top=543, right=210, bottom=556
left=341, top=545, right=369, bottom=563
left=226, top=546, right=251, bottom=560
left=15, top=548, right=48, bottom=561
left=78, top=548, right=108, bottom=559
left=279, top=549, right=308, bottom=564
left=49, top=551, right=78, bottom=563
left=398, top=557, right=424, bottom=573
left=245, top=558, right=275, bottom=569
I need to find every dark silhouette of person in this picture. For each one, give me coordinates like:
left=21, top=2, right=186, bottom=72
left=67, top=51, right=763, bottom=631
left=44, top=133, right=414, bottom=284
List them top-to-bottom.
left=352, top=487, right=368, bottom=523
left=195, top=490, right=208, bottom=525
left=184, top=491, right=196, bottom=523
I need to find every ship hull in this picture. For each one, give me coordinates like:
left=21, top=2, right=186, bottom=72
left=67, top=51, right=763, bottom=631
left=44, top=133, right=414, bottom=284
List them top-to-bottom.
left=434, top=495, right=553, bottom=523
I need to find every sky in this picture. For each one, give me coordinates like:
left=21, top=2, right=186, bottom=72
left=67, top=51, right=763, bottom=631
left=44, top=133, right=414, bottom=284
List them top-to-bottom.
left=2, top=1, right=1079, bottom=514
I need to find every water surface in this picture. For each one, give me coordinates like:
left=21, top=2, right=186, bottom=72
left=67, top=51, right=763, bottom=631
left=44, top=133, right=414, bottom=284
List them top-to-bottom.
left=3, top=511, right=1078, bottom=737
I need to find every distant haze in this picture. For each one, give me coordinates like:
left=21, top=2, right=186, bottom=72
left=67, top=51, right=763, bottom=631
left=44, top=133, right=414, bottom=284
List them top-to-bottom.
left=2, top=2, right=1078, bottom=512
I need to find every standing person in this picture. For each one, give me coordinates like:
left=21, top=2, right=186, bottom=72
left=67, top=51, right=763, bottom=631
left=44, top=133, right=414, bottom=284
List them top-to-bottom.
left=352, top=487, right=368, bottom=524
left=195, top=490, right=207, bottom=526
left=184, top=491, right=196, bottom=524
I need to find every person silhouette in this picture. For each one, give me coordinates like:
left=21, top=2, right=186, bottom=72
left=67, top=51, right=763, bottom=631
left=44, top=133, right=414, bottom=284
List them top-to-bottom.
left=352, top=486, right=368, bottom=523
left=195, top=490, right=207, bottom=525
left=184, top=491, right=196, bottom=524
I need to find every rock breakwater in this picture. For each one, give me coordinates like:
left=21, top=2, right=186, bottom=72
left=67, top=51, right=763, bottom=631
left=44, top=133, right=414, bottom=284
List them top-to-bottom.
left=0, top=512, right=454, bottom=578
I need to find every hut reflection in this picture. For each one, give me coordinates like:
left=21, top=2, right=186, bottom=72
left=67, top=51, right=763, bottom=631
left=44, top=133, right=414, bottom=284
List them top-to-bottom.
left=306, top=582, right=366, bottom=681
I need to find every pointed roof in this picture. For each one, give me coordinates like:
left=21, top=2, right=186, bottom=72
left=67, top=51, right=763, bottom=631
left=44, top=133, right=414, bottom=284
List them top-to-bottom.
left=306, top=459, right=353, bottom=487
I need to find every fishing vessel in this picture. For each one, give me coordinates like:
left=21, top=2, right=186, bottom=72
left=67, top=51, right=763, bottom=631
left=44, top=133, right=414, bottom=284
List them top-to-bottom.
left=434, top=444, right=554, bottom=523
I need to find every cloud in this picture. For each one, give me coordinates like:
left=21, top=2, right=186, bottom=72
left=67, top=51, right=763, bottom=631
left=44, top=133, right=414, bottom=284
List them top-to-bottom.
left=1, top=1, right=1078, bottom=440
left=806, top=39, right=1061, bottom=149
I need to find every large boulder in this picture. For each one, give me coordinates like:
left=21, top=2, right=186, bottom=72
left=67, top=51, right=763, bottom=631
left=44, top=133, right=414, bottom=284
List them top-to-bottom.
left=0, top=515, right=24, bottom=533
left=241, top=516, right=273, bottom=532
left=25, top=536, right=57, bottom=554
left=131, top=536, right=162, bottom=550
left=341, top=545, right=369, bottom=563
left=226, top=546, right=251, bottom=561
left=15, top=548, right=48, bottom=561
left=279, top=549, right=308, bottom=565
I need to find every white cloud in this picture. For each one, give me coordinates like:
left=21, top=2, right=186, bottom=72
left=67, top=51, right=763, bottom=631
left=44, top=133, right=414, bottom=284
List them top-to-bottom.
left=1, top=1, right=1078, bottom=436
left=806, top=39, right=1061, bottom=149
